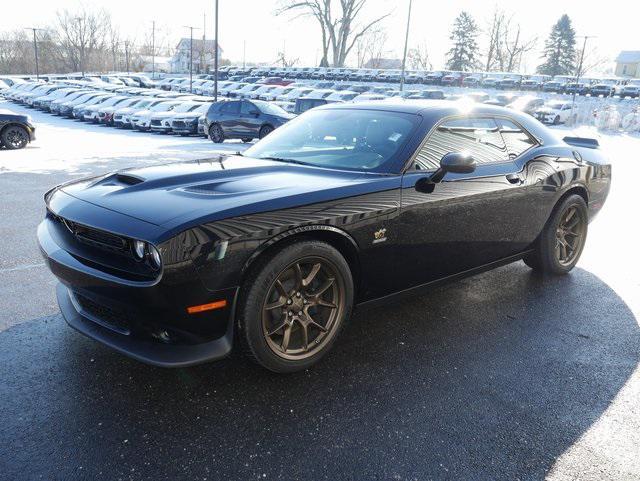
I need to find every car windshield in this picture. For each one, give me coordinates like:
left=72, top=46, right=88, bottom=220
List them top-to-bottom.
left=244, top=108, right=417, bottom=172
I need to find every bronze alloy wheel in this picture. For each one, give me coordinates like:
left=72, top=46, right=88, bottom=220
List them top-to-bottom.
left=555, top=205, right=587, bottom=266
left=261, top=257, right=345, bottom=361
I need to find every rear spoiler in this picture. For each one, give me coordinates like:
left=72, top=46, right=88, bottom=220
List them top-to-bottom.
left=563, top=136, right=599, bottom=149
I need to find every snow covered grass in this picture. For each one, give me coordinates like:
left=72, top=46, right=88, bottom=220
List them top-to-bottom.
left=0, top=99, right=248, bottom=175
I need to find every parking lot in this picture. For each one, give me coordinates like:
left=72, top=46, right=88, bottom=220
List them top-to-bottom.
left=1, top=99, right=639, bottom=480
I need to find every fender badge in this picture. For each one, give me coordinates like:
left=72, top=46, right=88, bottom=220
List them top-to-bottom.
left=373, top=228, right=387, bottom=244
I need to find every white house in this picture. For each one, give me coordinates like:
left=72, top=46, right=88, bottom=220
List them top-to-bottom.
left=169, top=38, right=223, bottom=74
left=615, top=51, right=640, bottom=78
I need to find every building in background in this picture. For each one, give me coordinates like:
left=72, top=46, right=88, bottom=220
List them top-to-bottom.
left=169, top=38, right=223, bottom=74
left=615, top=51, right=640, bottom=78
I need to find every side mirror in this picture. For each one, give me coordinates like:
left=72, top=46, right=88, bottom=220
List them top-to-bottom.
left=415, top=152, right=476, bottom=193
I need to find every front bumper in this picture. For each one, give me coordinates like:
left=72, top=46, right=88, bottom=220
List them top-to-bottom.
left=37, top=209, right=237, bottom=368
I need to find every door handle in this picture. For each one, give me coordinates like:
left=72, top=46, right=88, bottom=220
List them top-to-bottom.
left=506, top=174, right=523, bottom=184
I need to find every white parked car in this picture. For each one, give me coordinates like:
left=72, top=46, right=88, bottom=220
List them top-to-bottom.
left=259, top=85, right=296, bottom=101
left=275, top=87, right=314, bottom=102
left=325, top=90, right=358, bottom=103
left=352, top=93, right=387, bottom=102
left=82, top=96, right=131, bottom=122
left=113, top=98, right=167, bottom=128
left=130, top=100, right=182, bottom=131
left=149, top=101, right=207, bottom=133
left=534, top=101, right=576, bottom=125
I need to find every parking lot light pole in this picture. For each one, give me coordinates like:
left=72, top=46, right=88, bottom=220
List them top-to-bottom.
left=213, top=0, right=219, bottom=102
left=399, top=0, right=412, bottom=92
left=151, top=21, right=155, bottom=80
left=184, top=26, right=200, bottom=93
left=25, top=28, right=43, bottom=81
left=571, top=35, right=596, bottom=118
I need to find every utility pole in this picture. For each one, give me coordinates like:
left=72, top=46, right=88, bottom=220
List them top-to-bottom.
left=213, top=0, right=219, bottom=102
left=399, top=0, right=412, bottom=92
left=74, top=17, right=85, bottom=77
left=152, top=21, right=155, bottom=80
left=184, top=26, right=200, bottom=93
left=25, top=28, right=43, bottom=80
left=571, top=35, right=596, bottom=116
left=124, top=40, right=130, bottom=74
left=243, top=40, right=246, bottom=70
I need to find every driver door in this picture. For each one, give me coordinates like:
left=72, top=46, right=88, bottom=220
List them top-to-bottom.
left=396, top=116, right=535, bottom=290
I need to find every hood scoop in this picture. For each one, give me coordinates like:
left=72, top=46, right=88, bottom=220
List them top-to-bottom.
left=94, top=172, right=146, bottom=187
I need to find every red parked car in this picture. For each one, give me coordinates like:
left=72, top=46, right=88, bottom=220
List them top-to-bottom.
left=257, top=77, right=294, bottom=86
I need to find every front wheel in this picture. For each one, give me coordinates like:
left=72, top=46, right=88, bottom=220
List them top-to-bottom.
left=209, top=123, right=224, bottom=143
left=1, top=126, right=29, bottom=150
left=523, top=194, right=588, bottom=275
left=238, top=241, right=353, bottom=373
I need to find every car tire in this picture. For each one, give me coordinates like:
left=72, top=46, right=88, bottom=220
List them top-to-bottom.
left=553, top=115, right=560, bottom=125
left=209, top=123, right=224, bottom=143
left=1, top=125, right=29, bottom=150
left=259, top=125, right=274, bottom=139
left=241, top=138, right=252, bottom=143
left=523, top=194, right=588, bottom=275
left=238, top=240, right=353, bottom=373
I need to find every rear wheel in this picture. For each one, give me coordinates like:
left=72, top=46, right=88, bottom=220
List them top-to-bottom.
left=553, top=115, right=561, bottom=125
left=209, top=123, right=224, bottom=143
left=259, top=125, right=274, bottom=139
left=1, top=126, right=29, bottom=150
left=242, top=138, right=253, bottom=143
left=523, top=194, right=588, bottom=275
left=238, top=241, right=353, bottom=373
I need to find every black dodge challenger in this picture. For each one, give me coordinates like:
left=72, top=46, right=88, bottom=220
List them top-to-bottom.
left=38, top=101, right=611, bottom=373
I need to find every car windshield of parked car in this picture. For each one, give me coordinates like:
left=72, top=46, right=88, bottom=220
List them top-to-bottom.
left=255, top=101, right=287, bottom=116
left=244, top=108, right=417, bottom=172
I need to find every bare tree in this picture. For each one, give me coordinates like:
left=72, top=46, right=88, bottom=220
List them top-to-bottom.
left=278, top=0, right=391, bottom=67
left=54, top=6, right=112, bottom=74
left=483, top=8, right=536, bottom=72
left=484, top=8, right=506, bottom=71
left=502, top=22, right=536, bottom=72
left=355, top=27, right=388, bottom=68
left=407, top=41, right=432, bottom=70
left=575, top=45, right=610, bottom=78
left=276, top=50, right=299, bottom=67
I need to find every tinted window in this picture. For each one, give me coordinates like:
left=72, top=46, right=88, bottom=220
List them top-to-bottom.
left=240, top=101, right=255, bottom=115
left=220, top=102, right=240, bottom=114
left=244, top=108, right=417, bottom=172
left=414, top=117, right=508, bottom=170
left=495, top=118, right=536, bottom=158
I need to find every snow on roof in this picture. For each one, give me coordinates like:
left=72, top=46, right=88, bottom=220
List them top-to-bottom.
left=616, top=51, right=640, bottom=63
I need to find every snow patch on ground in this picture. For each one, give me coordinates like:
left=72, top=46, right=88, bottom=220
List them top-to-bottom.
left=0, top=100, right=249, bottom=175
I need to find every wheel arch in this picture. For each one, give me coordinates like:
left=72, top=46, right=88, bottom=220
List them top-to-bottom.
left=0, top=122, right=29, bottom=136
left=241, top=225, right=362, bottom=297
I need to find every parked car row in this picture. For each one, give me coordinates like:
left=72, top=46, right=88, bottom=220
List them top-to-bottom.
left=203, top=66, right=640, bottom=97
left=3, top=80, right=215, bottom=138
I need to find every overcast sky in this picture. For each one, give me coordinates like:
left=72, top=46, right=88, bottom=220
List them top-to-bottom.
left=1, top=0, right=637, bottom=72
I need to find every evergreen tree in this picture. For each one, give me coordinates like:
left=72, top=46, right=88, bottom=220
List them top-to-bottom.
left=446, top=12, right=479, bottom=72
left=537, top=14, right=576, bottom=76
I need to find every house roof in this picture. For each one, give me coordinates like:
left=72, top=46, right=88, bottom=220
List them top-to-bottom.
left=176, top=38, right=223, bottom=52
left=616, top=51, right=640, bottom=63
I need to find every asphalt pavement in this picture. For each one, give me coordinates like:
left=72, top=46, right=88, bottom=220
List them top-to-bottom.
left=0, top=106, right=639, bottom=480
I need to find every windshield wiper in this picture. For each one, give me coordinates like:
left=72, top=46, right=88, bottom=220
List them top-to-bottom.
left=258, top=156, right=312, bottom=166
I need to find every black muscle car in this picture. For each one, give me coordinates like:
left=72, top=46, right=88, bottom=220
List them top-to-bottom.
left=38, top=101, right=611, bottom=373
left=0, top=109, right=36, bottom=150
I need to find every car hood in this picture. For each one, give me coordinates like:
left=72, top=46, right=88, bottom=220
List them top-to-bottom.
left=150, top=111, right=177, bottom=120
left=173, top=112, right=201, bottom=120
left=57, top=155, right=388, bottom=233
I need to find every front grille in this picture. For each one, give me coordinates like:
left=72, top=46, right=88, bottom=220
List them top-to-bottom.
left=114, top=114, right=122, bottom=120
left=150, top=119, right=162, bottom=126
left=172, top=120, right=186, bottom=128
left=51, top=213, right=130, bottom=255
left=74, top=293, right=131, bottom=335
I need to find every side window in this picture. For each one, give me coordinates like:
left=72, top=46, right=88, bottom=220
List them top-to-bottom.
left=240, top=101, right=254, bottom=115
left=220, top=102, right=240, bottom=114
left=413, top=117, right=508, bottom=170
left=495, top=118, right=537, bottom=158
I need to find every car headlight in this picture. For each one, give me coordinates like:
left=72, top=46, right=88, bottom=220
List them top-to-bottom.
left=133, top=240, right=145, bottom=259
left=149, top=245, right=162, bottom=269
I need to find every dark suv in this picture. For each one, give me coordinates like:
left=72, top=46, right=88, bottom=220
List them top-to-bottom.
left=205, top=99, right=294, bottom=143
left=0, top=110, right=36, bottom=150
